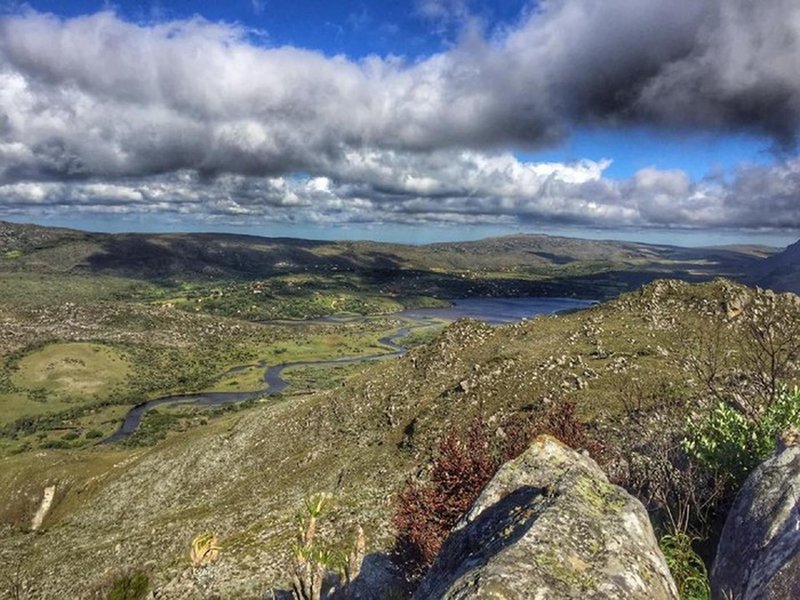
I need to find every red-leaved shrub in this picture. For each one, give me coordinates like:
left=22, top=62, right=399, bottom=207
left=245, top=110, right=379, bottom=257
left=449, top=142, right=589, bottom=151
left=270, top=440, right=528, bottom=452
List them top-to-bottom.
left=503, top=399, right=608, bottom=464
left=391, top=401, right=606, bottom=585
left=391, top=415, right=498, bottom=582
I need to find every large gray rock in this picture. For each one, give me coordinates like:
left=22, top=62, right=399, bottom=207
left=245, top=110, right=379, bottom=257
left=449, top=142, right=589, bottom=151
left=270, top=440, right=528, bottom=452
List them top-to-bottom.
left=413, top=435, right=678, bottom=600
left=711, top=438, right=800, bottom=600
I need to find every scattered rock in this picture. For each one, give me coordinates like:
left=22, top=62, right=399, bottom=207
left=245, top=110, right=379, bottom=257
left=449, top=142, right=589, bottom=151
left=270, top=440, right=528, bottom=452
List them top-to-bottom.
left=413, top=435, right=678, bottom=599
left=711, top=435, right=800, bottom=600
left=31, top=484, right=56, bottom=531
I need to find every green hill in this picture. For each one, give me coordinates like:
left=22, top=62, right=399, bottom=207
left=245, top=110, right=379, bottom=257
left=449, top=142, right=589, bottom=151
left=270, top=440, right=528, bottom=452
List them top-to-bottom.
left=0, top=220, right=779, bottom=321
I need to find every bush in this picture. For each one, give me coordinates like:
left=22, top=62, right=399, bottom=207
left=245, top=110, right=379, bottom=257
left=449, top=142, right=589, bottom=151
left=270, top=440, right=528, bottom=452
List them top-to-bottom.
left=682, top=387, right=800, bottom=487
left=503, top=399, right=608, bottom=465
left=392, top=403, right=606, bottom=585
left=391, top=416, right=499, bottom=583
left=41, top=438, right=70, bottom=449
left=659, top=531, right=710, bottom=600
left=106, top=572, right=149, bottom=600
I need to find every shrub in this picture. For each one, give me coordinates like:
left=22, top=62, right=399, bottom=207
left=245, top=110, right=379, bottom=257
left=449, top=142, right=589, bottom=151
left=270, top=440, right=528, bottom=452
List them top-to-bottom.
left=682, top=387, right=800, bottom=487
left=503, top=399, right=608, bottom=465
left=392, top=404, right=606, bottom=585
left=391, top=415, right=499, bottom=583
left=623, top=436, right=727, bottom=541
left=40, top=438, right=70, bottom=449
left=659, top=531, right=710, bottom=600
left=106, top=572, right=149, bottom=600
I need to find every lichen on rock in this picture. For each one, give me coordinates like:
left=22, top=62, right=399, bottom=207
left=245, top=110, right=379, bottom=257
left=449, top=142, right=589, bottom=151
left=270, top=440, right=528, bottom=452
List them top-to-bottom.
left=413, top=435, right=678, bottom=599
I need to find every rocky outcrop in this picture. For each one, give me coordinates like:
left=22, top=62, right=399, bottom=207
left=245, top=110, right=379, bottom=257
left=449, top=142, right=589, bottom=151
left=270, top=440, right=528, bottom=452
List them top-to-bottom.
left=711, top=434, right=800, bottom=600
left=413, top=435, right=678, bottom=599
left=30, top=485, right=55, bottom=530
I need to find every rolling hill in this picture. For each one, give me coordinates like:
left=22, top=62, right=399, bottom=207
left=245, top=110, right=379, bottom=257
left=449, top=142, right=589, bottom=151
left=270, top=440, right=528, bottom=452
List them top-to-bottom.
left=0, top=220, right=779, bottom=301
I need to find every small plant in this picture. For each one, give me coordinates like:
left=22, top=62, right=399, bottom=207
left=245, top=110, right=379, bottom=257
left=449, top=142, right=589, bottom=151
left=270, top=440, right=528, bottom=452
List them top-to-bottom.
left=290, top=493, right=365, bottom=600
left=292, top=493, right=331, bottom=600
left=342, top=525, right=366, bottom=587
left=659, top=531, right=710, bottom=600
left=190, top=533, right=221, bottom=599
left=191, top=533, right=221, bottom=568
left=1, top=557, right=29, bottom=600
left=84, top=567, right=150, bottom=600
left=106, top=572, right=150, bottom=600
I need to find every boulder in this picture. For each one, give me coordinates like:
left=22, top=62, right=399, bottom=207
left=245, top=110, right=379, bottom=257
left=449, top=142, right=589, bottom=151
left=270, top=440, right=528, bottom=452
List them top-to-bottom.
left=413, top=435, right=678, bottom=599
left=711, top=435, right=800, bottom=600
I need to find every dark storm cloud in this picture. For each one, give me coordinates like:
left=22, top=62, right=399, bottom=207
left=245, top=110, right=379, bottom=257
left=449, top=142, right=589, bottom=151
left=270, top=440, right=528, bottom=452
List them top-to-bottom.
left=1, top=1, right=800, bottom=229
left=2, top=1, right=800, bottom=179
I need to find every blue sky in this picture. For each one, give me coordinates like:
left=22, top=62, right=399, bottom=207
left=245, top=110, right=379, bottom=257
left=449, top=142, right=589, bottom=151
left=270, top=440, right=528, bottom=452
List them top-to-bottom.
left=0, top=0, right=799, bottom=246
left=17, top=0, right=529, bottom=58
left=527, top=128, right=773, bottom=181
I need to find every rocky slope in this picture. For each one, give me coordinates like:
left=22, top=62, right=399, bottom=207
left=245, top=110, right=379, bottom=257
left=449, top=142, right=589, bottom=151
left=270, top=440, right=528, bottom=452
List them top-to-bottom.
left=2, top=279, right=799, bottom=597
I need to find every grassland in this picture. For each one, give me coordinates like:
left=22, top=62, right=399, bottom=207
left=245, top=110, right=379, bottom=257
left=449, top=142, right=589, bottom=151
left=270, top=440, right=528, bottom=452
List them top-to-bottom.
left=0, top=264, right=440, bottom=456
left=13, top=341, right=128, bottom=394
left=2, top=342, right=130, bottom=424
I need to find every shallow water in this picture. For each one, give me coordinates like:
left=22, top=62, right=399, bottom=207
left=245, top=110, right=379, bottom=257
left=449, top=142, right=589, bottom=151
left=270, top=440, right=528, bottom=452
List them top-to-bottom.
left=104, top=296, right=595, bottom=442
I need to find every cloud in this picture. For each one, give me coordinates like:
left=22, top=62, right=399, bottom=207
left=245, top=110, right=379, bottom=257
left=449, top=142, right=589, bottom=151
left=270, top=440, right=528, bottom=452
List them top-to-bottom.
left=415, top=0, right=471, bottom=25
left=0, top=2, right=799, bottom=230
left=2, top=2, right=800, bottom=179
left=2, top=150, right=800, bottom=231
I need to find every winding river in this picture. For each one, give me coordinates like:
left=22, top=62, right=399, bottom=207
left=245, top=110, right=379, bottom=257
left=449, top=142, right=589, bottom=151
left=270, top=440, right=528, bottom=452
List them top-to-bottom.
left=104, top=297, right=594, bottom=442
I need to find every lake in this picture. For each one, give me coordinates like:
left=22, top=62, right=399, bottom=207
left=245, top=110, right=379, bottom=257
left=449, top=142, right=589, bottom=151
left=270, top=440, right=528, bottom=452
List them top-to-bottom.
left=393, top=296, right=596, bottom=324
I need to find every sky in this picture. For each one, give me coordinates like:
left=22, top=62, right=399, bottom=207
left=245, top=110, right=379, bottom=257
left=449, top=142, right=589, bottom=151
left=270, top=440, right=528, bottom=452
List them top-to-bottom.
left=0, top=0, right=799, bottom=246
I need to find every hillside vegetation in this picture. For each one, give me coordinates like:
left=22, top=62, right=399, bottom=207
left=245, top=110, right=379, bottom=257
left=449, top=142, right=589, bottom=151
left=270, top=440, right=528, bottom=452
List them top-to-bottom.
left=2, top=278, right=798, bottom=597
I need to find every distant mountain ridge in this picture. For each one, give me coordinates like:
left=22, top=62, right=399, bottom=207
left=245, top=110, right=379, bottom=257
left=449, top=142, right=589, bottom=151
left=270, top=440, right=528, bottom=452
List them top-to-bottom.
left=0, top=220, right=786, bottom=297
left=755, top=238, right=800, bottom=293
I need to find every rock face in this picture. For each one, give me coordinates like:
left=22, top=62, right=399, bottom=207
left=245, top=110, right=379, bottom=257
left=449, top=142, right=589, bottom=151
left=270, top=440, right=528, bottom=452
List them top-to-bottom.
left=413, top=435, right=678, bottom=600
left=711, top=439, right=800, bottom=600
